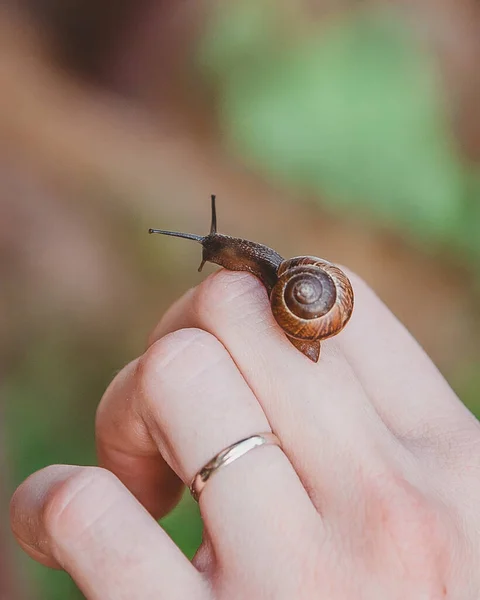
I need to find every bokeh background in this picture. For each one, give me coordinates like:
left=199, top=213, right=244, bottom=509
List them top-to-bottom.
left=1, top=0, right=480, bottom=597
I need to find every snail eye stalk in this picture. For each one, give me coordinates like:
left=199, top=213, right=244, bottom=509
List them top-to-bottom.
left=210, top=194, right=217, bottom=235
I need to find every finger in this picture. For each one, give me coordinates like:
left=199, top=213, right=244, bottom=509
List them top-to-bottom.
left=148, top=271, right=409, bottom=510
left=334, top=271, right=480, bottom=441
left=97, top=327, right=320, bottom=571
left=96, top=359, right=183, bottom=519
left=10, top=465, right=208, bottom=600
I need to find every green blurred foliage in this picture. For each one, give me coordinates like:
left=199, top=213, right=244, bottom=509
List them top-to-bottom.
left=199, top=2, right=480, bottom=269
left=6, top=337, right=99, bottom=599
left=161, top=493, right=203, bottom=560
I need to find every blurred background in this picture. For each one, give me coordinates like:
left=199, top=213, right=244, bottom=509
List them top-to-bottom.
left=1, top=0, right=480, bottom=597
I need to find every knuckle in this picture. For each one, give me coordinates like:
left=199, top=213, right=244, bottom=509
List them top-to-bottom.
left=193, top=270, right=266, bottom=325
left=139, top=327, right=217, bottom=373
left=138, top=328, right=227, bottom=390
left=43, top=466, right=119, bottom=542
left=359, top=469, right=456, bottom=584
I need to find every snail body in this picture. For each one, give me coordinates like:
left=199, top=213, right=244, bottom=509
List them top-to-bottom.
left=149, top=196, right=354, bottom=362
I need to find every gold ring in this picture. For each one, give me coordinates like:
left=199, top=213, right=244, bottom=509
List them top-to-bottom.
left=189, top=432, right=281, bottom=502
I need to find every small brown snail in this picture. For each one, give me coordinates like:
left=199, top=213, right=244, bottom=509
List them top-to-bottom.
left=149, top=195, right=354, bottom=362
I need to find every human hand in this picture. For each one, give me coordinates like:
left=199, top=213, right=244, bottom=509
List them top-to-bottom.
left=10, top=270, right=480, bottom=599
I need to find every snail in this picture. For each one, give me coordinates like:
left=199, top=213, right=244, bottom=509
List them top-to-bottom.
left=149, top=195, right=354, bottom=362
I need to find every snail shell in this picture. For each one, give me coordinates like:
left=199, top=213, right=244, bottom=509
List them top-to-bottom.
left=270, top=256, right=354, bottom=342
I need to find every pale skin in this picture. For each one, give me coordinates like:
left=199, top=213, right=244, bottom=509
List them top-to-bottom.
left=10, top=269, right=480, bottom=599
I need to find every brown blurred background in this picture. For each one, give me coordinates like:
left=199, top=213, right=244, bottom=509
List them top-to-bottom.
left=1, top=0, right=480, bottom=597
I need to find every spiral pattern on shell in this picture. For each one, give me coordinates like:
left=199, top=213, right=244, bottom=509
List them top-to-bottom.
left=270, top=256, right=354, bottom=341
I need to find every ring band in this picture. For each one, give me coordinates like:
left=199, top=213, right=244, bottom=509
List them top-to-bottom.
left=189, top=432, right=281, bottom=502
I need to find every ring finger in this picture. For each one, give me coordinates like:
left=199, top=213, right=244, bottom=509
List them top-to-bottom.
left=96, top=327, right=320, bottom=577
